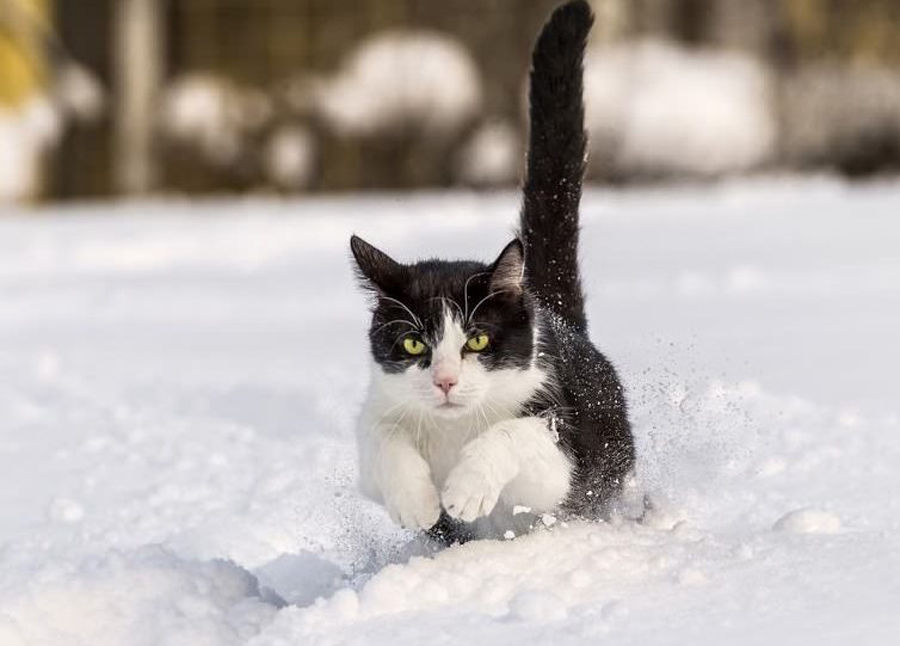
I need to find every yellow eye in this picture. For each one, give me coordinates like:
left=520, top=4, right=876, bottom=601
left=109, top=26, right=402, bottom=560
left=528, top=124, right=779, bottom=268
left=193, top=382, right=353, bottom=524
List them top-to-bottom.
left=466, top=334, right=489, bottom=352
left=403, top=337, right=427, bottom=355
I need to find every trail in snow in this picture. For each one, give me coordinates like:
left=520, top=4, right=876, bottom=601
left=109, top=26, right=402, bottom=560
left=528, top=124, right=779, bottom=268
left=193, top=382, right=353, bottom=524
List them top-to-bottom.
left=1, top=178, right=899, bottom=645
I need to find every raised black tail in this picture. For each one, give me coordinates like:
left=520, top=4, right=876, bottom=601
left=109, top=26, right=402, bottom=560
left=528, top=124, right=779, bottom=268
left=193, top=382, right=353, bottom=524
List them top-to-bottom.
left=520, top=0, right=592, bottom=331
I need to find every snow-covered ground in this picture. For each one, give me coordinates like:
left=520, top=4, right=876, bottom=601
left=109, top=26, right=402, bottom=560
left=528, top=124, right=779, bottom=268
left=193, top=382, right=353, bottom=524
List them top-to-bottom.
left=1, top=177, right=899, bottom=645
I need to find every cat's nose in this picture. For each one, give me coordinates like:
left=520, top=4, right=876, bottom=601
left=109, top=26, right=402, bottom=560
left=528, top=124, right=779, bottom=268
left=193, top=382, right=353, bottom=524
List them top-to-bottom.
left=434, top=376, right=458, bottom=395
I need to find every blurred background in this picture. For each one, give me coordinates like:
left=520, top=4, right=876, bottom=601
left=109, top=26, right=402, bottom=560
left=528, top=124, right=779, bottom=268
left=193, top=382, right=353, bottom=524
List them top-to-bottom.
left=2, top=0, right=900, bottom=204
left=2, top=5, right=900, bottom=641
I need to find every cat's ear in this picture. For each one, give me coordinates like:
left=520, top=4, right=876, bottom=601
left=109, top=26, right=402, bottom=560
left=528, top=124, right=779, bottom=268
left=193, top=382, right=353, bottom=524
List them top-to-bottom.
left=350, top=235, right=404, bottom=293
left=489, top=238, right=525, bottom=295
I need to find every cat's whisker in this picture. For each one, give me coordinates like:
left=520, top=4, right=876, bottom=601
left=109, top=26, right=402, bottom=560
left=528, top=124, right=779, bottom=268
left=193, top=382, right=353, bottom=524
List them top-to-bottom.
left=463, top=271, right=491, bottom=322
left=467, top=288, right=514, bottom=324
left=378, top=295, right=423, bottom=329
left=372, top=318, right=418, bottom=335
left=470, top=320, right=502, bottom=333
left=388, top=331, right=418, bottom=353
left=373, top=399, right=414, bottom=432
left=482, top=399, right=510, bottom=424
left=372, top=400, right=405, bottom=424
left=478, top=402, right=492, bottom=430
left=389, top=403, right=418, bottom=440
left=413, top=408, right=423, bottom=451
left=427, top=411, right=439, bottom=434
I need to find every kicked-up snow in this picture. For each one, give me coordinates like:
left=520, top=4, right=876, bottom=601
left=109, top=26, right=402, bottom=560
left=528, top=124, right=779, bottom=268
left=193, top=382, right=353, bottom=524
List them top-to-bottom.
left=1, top=177, right=899, bottom=645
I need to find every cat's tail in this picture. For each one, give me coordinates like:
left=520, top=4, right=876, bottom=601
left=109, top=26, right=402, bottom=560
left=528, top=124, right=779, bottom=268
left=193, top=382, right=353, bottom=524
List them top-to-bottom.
left=520, top=0, right=591, bottom=331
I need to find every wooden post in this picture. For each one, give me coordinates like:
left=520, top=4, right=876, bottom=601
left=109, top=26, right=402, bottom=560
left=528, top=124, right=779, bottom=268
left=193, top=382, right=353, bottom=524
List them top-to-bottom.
left=113, top=0, right=164, bottom=195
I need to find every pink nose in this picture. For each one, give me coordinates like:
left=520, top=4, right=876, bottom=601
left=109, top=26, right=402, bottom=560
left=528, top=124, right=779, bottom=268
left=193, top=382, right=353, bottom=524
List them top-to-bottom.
left=434, top=376, right=458, bottom=395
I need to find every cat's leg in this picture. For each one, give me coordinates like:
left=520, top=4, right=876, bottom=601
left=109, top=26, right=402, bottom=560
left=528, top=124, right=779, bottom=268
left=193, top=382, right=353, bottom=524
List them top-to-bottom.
left=441, top=417, right=571, bottom=522
left=364, top=432, right=442, bottom=530
left=425, top=510, right=478, bottom=546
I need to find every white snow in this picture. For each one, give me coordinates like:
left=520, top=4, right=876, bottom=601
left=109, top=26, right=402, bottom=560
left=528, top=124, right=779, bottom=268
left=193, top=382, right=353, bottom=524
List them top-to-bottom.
left=310, top=31, right=483, bottom=138
left=584, top=40, right=776, bottom=176
left=55, top=63, right=106, bottom=124
left=160, top=74, right=273, bottom=166
left=0, top=98, right=61, bottom=202
left=455, top=119, right=522, bottom=186
left=264, top=126, right=316, bottom=190
left=1, top=177, right=899, bottom=645
left=773, top=509, right=842, bottom=535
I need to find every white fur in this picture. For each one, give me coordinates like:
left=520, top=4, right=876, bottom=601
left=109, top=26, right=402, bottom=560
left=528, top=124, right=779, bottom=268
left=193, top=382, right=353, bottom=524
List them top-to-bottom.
left=357, top=305, right=572, bottom=530
left=442, top=416, right=572, bottom=522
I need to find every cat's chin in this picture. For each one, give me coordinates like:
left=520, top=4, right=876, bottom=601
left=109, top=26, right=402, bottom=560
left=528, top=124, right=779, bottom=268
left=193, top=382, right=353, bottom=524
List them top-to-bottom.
left=430, top=401, right=473, bottom=419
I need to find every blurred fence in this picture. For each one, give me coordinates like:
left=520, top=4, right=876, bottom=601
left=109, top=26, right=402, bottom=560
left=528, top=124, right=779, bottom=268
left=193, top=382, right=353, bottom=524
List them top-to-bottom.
left=2, top=0, right=900, bottom=202
left=46, top=0, right=561, bottom=199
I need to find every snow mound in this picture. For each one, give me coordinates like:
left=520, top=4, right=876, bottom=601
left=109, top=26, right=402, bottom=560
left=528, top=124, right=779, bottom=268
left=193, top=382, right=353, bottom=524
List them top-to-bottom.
left=311, top=31, right=482, bottom=138
left=583, top=40, right=775, bottom=177
left=55, top=63, right=106, bottom=124
left=160, top=74, right=272, bottom=166
left=0, top=98, right=61, bottom=202
left=455, top=119, right=522, bottom=186
left=264, top=125, right=316, bottom=190
left=774, top=509, right=842, bottom=535
left=250, top=521, right=711, bottom=643
left=0, top=548, right=278, bottom=646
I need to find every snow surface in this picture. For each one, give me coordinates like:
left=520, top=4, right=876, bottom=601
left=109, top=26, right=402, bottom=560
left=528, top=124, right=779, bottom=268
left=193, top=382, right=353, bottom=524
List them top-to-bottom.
left=1, top=177, right=899, bottom=645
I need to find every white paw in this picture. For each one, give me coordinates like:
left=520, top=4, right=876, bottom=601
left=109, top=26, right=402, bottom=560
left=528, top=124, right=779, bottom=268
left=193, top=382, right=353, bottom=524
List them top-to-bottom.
left=441, top=461, right=503, bottom=522
left=384, top=479, right=441, bottom=530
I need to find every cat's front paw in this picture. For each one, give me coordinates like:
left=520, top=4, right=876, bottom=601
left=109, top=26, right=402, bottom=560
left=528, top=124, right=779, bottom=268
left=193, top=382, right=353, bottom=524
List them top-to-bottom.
left=441, top=461, right=503, bottom=522
left=384, top=479, right=441, bottom=530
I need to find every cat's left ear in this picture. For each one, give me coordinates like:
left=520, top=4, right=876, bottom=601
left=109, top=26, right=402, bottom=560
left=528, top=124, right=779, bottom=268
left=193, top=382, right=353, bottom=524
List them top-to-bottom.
left=350, top=235, right=404, bottom=293
left=489, top=238, right=525, bottom=295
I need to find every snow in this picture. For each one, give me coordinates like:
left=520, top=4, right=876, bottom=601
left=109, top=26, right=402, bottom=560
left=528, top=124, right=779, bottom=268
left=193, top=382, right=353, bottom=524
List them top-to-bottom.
left=310, top=31, right=483, bottom=138
left=583, top=40, right=775, bottom=177
left=55, top=63, right=106, bottom=124
left=1, top=65, right=104, bottom=203
left=160, top=74, right=272, bottom=166
left=0, top=98, right=61, bottom=202
left=455, top=120, right=522, bottom=186
left=264, top=126, right=316, bottom=190
left=1, top=177, right=899, bottom=644
left=773, top=509, right=842, bottom=535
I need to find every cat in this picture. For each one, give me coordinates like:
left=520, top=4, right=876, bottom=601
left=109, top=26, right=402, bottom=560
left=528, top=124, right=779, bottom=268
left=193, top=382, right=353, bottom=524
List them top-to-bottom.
left=350, top=0, right=634, bottom=544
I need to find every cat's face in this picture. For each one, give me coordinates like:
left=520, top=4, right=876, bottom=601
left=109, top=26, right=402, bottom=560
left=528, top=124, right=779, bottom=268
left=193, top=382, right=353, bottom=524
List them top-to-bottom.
left=351, top=236, right=541, bottom=419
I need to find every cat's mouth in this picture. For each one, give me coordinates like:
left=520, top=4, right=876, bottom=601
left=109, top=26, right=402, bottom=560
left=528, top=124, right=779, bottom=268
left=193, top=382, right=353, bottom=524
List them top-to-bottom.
left=433, top=400, right=468, bottom=416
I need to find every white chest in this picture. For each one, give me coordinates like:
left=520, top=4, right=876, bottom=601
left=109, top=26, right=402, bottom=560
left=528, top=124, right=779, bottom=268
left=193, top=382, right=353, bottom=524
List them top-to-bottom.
left=415, top=415, right=492, bottom=487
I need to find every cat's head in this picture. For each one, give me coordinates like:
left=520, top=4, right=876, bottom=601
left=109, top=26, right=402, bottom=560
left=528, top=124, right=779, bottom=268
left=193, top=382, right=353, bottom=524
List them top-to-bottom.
left=351, top=235, right=543, bottom=419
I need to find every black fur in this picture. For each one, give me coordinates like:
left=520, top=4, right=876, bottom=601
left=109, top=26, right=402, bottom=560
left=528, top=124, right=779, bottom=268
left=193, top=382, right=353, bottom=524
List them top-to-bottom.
left=350, top=0, right=634, bottom=534
left=520, top=0, right=634, bottom=516
left=521, top=0, right=591, bottom=332
left=351, top=236, right=535, bottom=374
left=525, top=321, right=634, bottom=517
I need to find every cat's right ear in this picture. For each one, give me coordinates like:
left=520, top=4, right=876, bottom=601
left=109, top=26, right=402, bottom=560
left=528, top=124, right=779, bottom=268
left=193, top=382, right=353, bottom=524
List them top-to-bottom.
left=350, top=235, right=404, bottom=293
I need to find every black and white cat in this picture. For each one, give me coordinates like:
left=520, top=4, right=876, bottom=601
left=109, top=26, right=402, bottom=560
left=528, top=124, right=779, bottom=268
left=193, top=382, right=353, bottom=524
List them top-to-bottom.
left=350, top=0, right=634, bottom=543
